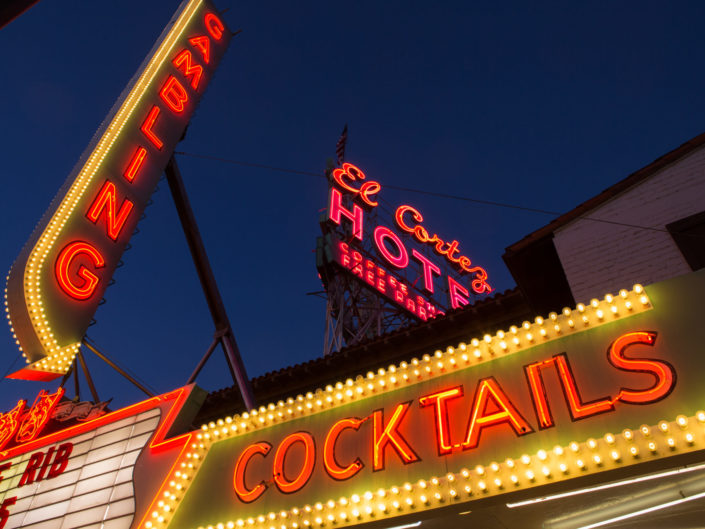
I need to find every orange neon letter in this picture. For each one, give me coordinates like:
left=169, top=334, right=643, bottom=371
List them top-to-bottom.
left=205, top=12, right=225, bottom=40
left=189, top=35, right=211, bottom=64
left=173, top=49, right=203, bottom=90
left=160, top=75, right=189, bottom=113
left=141, top=106, right=163, bottom=149
left=124, top=146, right=147, bottom=183
left=331, top=163, right=380, bottom=207
left=86, top=180, right=134, bottom=241
left=395, top=205, right=423, bottom=234
left=55, top=241, right=105, bottom=300
left=609, top=331, right=675, bottom=404
left=554, top=353, right=615, bottom=420
left=524, top=359, right=555, bottom=429
left=463, top=377, right=532, bottom=450
left=419, top=386, right=463, bottom=455
left=372, top=402, right=419, bottom=471
left=323, top=417, right=365, bottom=480
left=273, top=431, right=316, bottom=494
left=233, top=442, right=271, bottom=503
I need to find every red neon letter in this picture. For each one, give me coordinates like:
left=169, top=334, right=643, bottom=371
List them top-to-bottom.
left=205, top=12, right=224, bottom=40
left=189, top=35, right=210, bottom=64
left=173, top=49, right=203, bottom=90
left=160, top=75, right=189, bottom=113
left=140, top=106, right=163, bottom=149
left=124, top=146, right=147, bottom=183
left=86, top=180, right=134, bottom=241
left=328, top=188, right=363, bottom=240
left=374, top=226, right=409, bottom=269
left=55, top=241, right=105, bottom=300
left=411, top=249, right=441, bottom=293
left=448, top=276, right=469, bottom=309
left=609, top=331, right=675, bottom=404
left=554, top=353, right=615, bottom=420
left=463, top=377, right=532, bottom=450
left=419, top=386, right=463, bottom=455
left=16, top=388, right=65, bottom=444
left=0, top=401, right=26, bottom=451
left=372, top=402, right=419, bottom=471
left=324, top=418, right=365, bottom=481
left=273, top=432, right=316, bottom=494
left=47, top=442, right=72, bottom=479
left=233, top=442, right=271, bottom=503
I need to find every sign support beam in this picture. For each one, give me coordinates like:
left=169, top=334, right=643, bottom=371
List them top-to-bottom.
left=164, top=156, right=256, bottom=411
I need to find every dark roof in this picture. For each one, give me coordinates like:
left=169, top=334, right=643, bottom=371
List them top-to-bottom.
left=506, top=131, right=705, bottom=254
left=194, top=286, right=533, bottom=425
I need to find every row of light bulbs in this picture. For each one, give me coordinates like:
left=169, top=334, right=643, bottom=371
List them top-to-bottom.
left=4, top=0, right=205, bottom=375
left=197, top=285, right=651, bottom=440
left=154, top=411, right=705, bottom=529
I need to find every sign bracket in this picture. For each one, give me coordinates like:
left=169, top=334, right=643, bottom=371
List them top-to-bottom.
left=164, top=156, right=256, bottom=411
left=82, top=337, right=155, bottom=398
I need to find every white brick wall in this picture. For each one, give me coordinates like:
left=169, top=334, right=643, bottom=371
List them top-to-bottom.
left=553, top=145, right=705, bottom=303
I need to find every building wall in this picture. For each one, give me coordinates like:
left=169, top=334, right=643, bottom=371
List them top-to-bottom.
left=553, top=145, right=705, bottom=303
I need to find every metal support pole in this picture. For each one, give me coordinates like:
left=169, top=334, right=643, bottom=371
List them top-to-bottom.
left=165, top=156, right=256, bottom=410
left=187, top=337, right=220, bottom=385
left=82, top=339, right=155, bottom=398
left=77, top=351, right=100, bottom=403
left=74, top=357, right=80, bottom=399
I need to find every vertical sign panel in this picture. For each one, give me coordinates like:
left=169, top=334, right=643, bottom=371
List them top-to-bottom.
left=5, top=0, right=231, bottom=380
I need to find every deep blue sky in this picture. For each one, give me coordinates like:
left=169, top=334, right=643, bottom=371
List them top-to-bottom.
left=0, top=1, right=703, bottom=412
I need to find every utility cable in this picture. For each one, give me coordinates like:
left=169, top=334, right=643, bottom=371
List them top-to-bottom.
left=174, top=151, right=693, bottom=236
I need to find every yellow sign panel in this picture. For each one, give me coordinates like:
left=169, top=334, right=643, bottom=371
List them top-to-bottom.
left=160, top=271, right=705, bottom=529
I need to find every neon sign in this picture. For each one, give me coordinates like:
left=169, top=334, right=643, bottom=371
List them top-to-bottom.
left=5, top=0, right=231, bottom=381
left=323, top=163, right=492, bottom=321
left=156, top=275, right=705, bottom=529
left=0, top=386, right=200, bottom=529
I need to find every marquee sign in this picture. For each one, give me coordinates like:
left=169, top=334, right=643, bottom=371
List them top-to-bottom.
left=5, top=0, right=231, bottom=381
left=319, top=163, right=492, bottom=322
left=157, top=271, right=705, bottom=529
left=0, top=385, right=202, bottom=529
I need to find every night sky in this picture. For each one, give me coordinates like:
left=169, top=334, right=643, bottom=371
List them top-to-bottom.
left=0, top=1, right=703, bottom=412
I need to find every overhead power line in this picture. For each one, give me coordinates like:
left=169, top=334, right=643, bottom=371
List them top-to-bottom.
left=173, top=151, right=683, bottom=236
